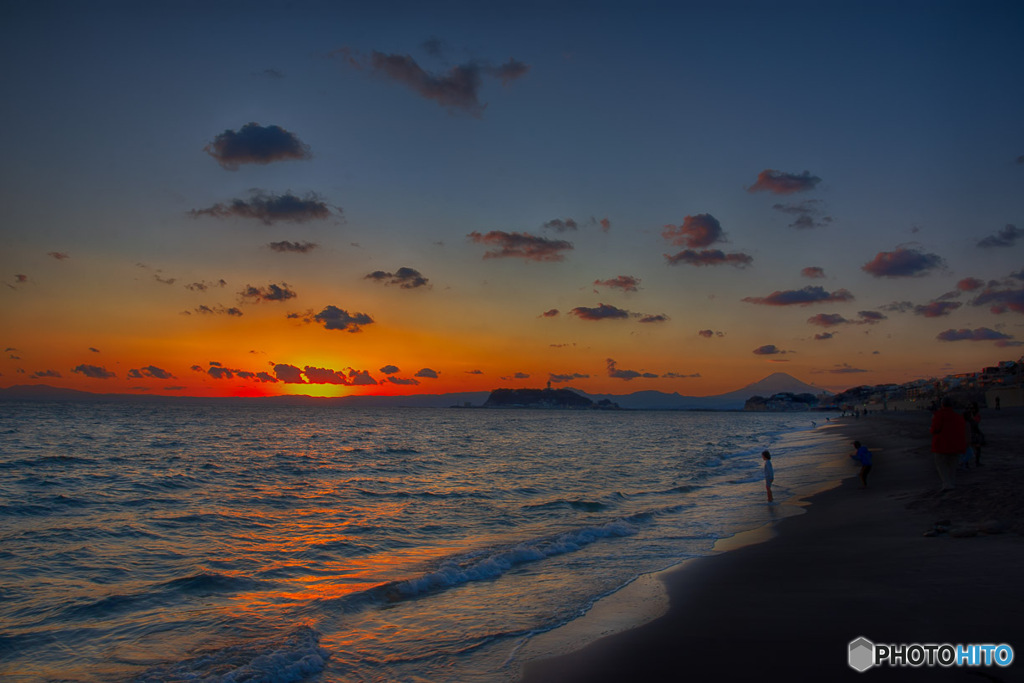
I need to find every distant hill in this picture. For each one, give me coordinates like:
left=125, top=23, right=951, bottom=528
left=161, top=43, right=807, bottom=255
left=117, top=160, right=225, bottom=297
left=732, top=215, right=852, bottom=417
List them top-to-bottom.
left=0, top=373, right=828, bottom=411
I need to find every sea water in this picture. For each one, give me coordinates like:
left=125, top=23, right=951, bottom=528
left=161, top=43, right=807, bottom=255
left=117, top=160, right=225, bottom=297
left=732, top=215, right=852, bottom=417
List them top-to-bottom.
left=0, top=401, right=850, bottom=682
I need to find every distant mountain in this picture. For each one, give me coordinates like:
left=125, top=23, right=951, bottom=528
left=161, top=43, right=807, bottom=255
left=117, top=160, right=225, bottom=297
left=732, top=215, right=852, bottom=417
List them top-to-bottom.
left=0, top=373, right=827, bottom=411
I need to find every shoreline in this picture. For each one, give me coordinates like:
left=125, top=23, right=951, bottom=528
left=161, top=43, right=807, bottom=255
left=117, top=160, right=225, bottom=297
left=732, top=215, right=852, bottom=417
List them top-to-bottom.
left=520, top=409, right=1024, bottom=682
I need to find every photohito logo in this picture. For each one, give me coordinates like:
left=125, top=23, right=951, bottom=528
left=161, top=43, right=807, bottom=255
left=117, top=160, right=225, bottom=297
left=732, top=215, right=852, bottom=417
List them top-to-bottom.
left=849, top=637, right=1014, bottom=672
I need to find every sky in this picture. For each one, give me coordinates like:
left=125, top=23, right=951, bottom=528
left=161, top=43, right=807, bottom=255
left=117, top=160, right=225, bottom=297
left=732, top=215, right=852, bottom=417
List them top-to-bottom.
left=2, top=0, right=1023, bottom=398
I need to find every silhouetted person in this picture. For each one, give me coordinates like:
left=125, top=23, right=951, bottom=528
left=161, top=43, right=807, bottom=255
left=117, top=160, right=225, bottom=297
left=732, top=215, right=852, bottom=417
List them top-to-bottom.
left=931, top=397, right=967, bottom=491
left=850, top=440, right=873, bottom=488
left=762, top=450, right=774, bottom=502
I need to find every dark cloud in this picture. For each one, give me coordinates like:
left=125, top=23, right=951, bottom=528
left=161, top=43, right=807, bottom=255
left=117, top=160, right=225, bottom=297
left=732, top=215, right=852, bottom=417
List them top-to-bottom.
left=337, top=48, right=529, bottom=117
left=204, top=122, right=312, bottom=170
left=747, top=169, right=821, bottom=195
left=190, top=191, right=334, bottom=225
left=772, top=200, right=833, bottom=229
left=662, top=214, right=725, bottom=248
left=543, top=218, right=578, bottom=232
left=977, top=224, right=1021, bottom=248
left=468, top=231, right=573, bottom=261
left=269, top=241, right=319, bottom=253
left=861, top=246, right=944, bottom=278
left=664, top=249, right=753, bottom=268
left=48, top=251, right=70, bottom=260
left=801, top=266, right=826, bottom=279
left=365, top=267, right=429, bottom=289
left=594, top=275, right=641, bottom=292
left=186, top=279, right=227, bottom=292
left=240, top=283, right=297, bottom=303
left=743, top=286, right=853, bottom=306
left=971, top=286, right=1024, bottom=314
left=880, top=301, right=915, bottom=314
left=914, top=301, right=962, bottom=318
left=570, top=303, right=632, bottom=321
left=311, top=305, right=375, bottom=332
left=541, top=309, right=560, bottom=318
left=807, top=311, right=886, bottom=326
left=858, top=311, right=887, bottom=324
left=638, top=314, right=669, bottom=323
left=937, top=328, right=1014, bottom=342
left=698, top=329, right=725, bottom=338
left=814, top=332, right=835, bottom=340
left=752, top=345, right=789, bottom=355
left=607, top=358, right=657, bottom=381
left=816, top=363, right=868, bottom=374
left=72, top=364, right=115, bottom=379
left=274, top=364, right=306, bottom=383
left=127, top=365, right=175, bottom=380
left=380, top=365, right=400, bottom=375
left=208, top=366, right=233, bottom=380
left=303, top=366, right=349, bottom=384
left=415, top=368, right=439, bottom=379
left=31, top=369, right=62, bottom=379
left=348, top=369, right=378, bottom=385
left=550, top=372, right=589, bottom=383
left=663, top=372, right=701, bottom=379
left=388, top=376, right=420, bottom=386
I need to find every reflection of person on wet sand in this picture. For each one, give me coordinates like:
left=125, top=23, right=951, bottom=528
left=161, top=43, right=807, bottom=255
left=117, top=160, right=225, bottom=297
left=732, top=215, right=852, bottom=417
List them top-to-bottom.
left=762, top=450, right=774, bottom=502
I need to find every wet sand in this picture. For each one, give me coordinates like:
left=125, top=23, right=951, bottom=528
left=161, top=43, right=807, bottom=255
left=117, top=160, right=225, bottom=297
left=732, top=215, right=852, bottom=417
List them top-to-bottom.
left=521, top=408, right=1024, bottom=682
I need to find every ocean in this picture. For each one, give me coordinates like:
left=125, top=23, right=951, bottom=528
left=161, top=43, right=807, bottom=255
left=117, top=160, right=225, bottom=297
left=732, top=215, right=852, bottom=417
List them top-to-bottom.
left=0, top=401, right=849, bottom=682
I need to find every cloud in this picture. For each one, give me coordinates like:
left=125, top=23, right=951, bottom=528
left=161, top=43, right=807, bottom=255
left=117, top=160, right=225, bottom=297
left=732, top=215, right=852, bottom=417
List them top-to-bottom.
left=337, top=48, right=529, bottom=117
left=204, top=122, right=312, bottom=170
left=747, top=169, right=821, bottom=195
left=190, top=191, right=334, bottom=224
left=772, top=200, right=833, bottom=229
left=662, top=214, right=725, bottom=248
left=543, top=218, right=578, bottom=232
left=600, top=218, right=611, bottom=232
left=977, top=224, right=1021, bottom=248
left=468, top=231, right=573, bottom=261
left=269, top=241, right=319, bottom=253
left=861, top=246, right=945, bottom=278
left=664, top=249, right=753, bottom=267
left=48, top=251, right=70, bottom=260
left=801, top=266, right=826, bottom=279
left=365, top=267, right=430, bottom=289
left=594, top=275, right=641, bottom=292
left=957, top=277, right=985, bottom=292
left=186, top=279, right=228, bottom=292
left=240, top=283, right=297, bottom=303
left=743, top=286, right=853, bottom=306
left=971, top=286, right=1024, bottom=314
left=914, top=301, right=962, bottom=318
left=569, top=303, right=631, bottom=321
left=191, top=304, right=243, bottom=316
left=309, top=305, right=375, bottom=332
left=541, top=309, right=560, bottom=318
left=857, top=310, right=887, bottom=324
left=807, top=311, right=886, bottom=327
left=638, top=314, right=669, bottom=323
left=937, top=328, right=1014, bottom=342
left=698, top=329, right=725, bottom=338
left=814, top=332, right=835, bottom=340
left=752, top=345, right=789, bottom=355
left=607, top=358, right=658, bottom=381
left=815, top=363, right=868, bottom=374
left=72, top=364, right=115, bottom=379
left=274, top=364, right=306, bottom=383
left=127, top=365, right=175, bottom=380
left=380, top=365, right=400, bottom=375
left=303, top=366, right=349, bottom=384
left=415, top=368, right=439, bottom=379
left=31, top=369, right=62, bottom=379
left=348, top=369, right=378, bottom=385
left=550, top=372, right=589, bottom=383
left=663, top=372, right=701, bottom=379
left=388, top=376, right=420, bottom=386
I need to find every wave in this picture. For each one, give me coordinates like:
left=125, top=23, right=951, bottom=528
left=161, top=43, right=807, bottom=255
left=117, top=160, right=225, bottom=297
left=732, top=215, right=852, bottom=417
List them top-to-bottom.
left=132, top=625, right=329, bottom=683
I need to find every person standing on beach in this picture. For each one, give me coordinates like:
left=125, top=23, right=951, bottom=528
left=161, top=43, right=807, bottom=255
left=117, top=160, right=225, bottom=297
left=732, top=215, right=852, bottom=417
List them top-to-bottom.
left=931, top=397, right=967, bottom=491
left=850, top=441, right=872, bottom=488
left=762, top=450, right=774, bottom=502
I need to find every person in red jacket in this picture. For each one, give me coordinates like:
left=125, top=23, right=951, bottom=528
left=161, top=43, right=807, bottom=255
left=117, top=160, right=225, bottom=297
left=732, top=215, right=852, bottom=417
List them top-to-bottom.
left=931, top=397, right=967, bottom=491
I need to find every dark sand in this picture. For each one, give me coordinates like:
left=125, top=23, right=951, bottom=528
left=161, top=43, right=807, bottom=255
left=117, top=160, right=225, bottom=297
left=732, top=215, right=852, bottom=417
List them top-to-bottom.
left=522, top=408, right=1024, bottom=682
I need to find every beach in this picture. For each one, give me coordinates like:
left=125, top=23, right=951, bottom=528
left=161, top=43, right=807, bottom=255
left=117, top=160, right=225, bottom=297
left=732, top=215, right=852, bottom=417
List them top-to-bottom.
left=521, top=408, right=1024, bottom=682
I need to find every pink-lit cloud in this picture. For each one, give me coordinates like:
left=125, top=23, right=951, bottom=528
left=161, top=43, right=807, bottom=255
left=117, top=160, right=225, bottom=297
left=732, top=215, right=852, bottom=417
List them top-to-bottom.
left=747, top=169, right=821, bottom=194
left=662, top=214, right=725, bottom=248
left=468, top=231, right=573, bottom=261
left=861, top=246, right=945, bottom=278
left=801, top=266, right=826, bottom=279
left=594, top=275, right=641, bottom=292
left=743, top=286, right=853, bottom=306
left=937, top=328, right=1014, bottom=342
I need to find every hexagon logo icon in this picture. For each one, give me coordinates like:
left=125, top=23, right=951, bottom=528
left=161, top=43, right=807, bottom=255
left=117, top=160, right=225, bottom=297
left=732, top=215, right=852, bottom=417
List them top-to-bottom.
left=849, top=636, right=875, bottom=672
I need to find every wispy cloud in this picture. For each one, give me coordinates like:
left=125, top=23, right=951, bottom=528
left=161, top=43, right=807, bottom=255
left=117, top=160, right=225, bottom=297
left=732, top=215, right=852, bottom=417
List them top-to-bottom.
left=335, top=47, right=529, bottom=117
left=204, top=122, right=312, bottom=170
left=747, top=169, right=821, bottom=195
left=190, top=191, right=335, bottom=224
left=772, top=199, right=833, bottom=229
left=977, top=224, right=1021, bottom=248
left=468, top=231, right=573, bottom=261
left=269, top=241, right=319, bottom=253
left=861, top=246, right=944, bottom=278
left=665, top=249, right=753, bottom=267
left=48, top=251, right=70, bottom=260
left=801, top=266, right=826, bottom=279
left=365, top=267, right=430, bottom=289
left=593, top=275, right=641, bottom=292
left=957, top=277, right=985, bottom=291
left=970, top=285, right=1024, bottom=314
left=743, top=286, right=853, bottom=306
left=913, top=301, right=962, bottom=318
left=807, top=311, right=886, bottom=326
left=937, top=327, right=1014, bottom=342
left=698, top=329, right=725, bottom=338
left=753, top=344, right=790, bottom=355
left=606, top=358, right=657, bottom=381
left=72, top=364, right=115, bottom=379
left=550, top=372, right=589, bottom=383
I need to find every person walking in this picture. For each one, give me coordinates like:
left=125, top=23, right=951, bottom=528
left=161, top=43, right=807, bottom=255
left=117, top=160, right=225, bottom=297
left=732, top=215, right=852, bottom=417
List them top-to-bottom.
left=850, top=441, right=873, bottom=489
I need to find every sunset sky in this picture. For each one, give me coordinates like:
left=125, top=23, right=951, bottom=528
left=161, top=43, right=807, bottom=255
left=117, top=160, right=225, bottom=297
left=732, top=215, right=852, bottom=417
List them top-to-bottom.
left=2, top=1, right=1023, bottom=398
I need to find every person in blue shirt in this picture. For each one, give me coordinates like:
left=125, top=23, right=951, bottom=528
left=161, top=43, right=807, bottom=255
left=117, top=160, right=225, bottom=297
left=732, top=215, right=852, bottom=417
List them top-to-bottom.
left=850, top=440, right=873, bottom=489
left=762, top=450, right=774, bottom=502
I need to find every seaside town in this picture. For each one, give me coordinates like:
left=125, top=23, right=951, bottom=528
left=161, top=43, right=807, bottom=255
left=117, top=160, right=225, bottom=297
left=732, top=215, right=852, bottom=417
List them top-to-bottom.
left=746, top=357, right=1024, bottom=413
